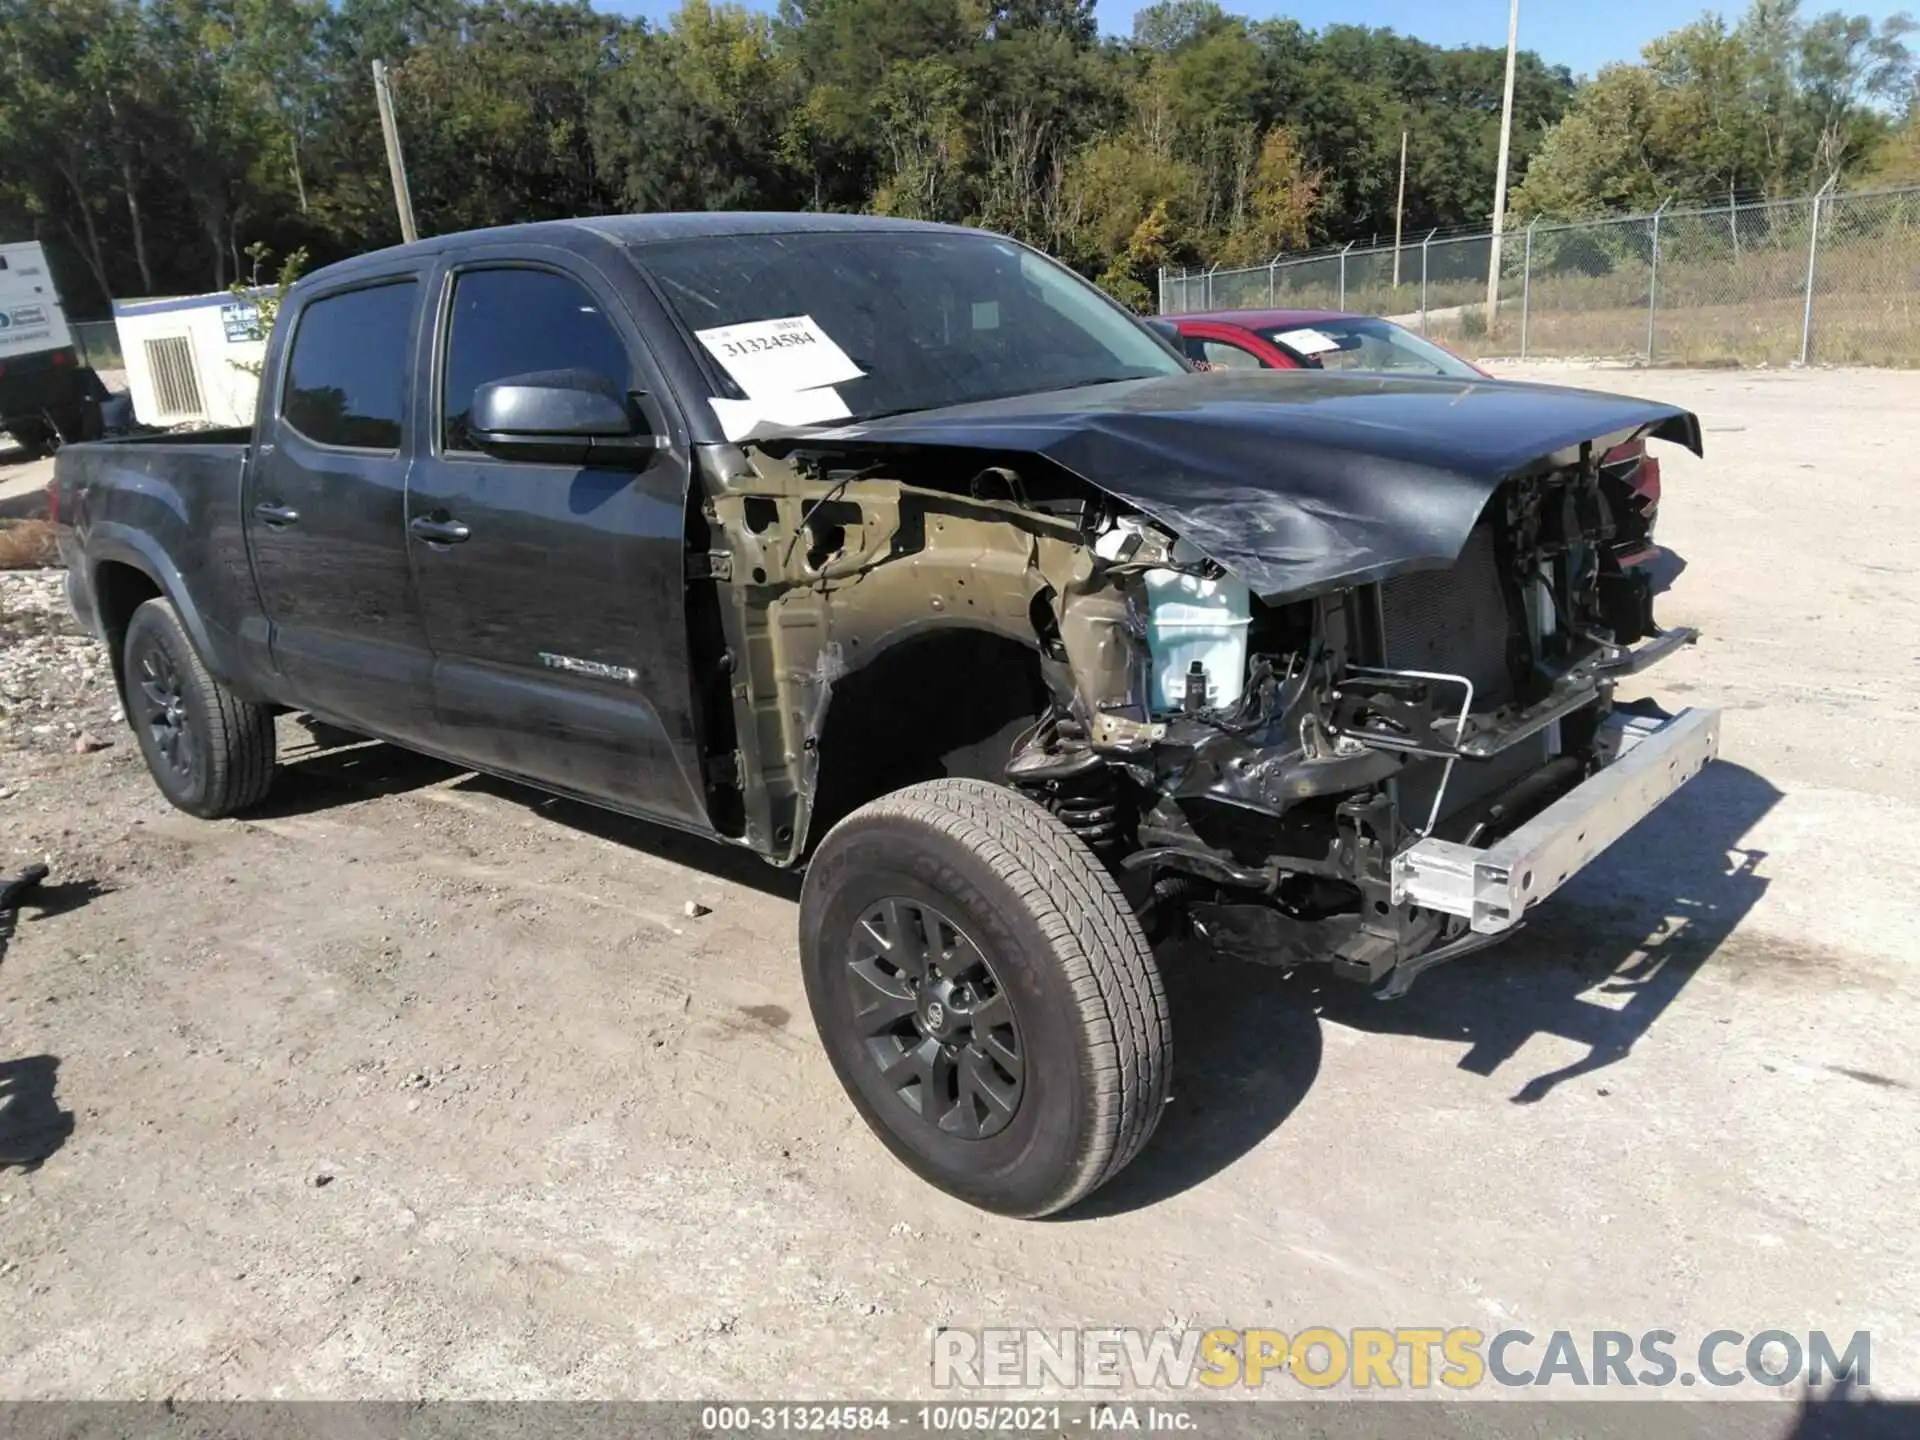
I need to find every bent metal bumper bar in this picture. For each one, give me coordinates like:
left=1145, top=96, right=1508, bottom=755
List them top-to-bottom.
left=1391, top=707, right=1721, bottom=934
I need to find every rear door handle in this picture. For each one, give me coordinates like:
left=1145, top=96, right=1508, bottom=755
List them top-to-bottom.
left=254, top=502, right=300, bottom=527
left=410, top=515, right=471, bottom=545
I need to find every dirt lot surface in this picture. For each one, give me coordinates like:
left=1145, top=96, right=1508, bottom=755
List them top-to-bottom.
left=2, top=366, right=1918, bottom=1417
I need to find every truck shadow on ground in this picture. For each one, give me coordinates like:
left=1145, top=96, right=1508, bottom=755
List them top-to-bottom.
left=249, top=727, right=466, bottom=818
left=257, top=732, right=806, bottom=899
left=1074, top=758, right=1779, bottom=1216
left=1317, top=758, right=1778, bottom=1102
left=458, top=774, right=807, bottom=901
left=1, top=863, right=103, bottom=1171
left=1065, top=946, right=1326, bottom=1219
left=0, top=1055, right=75, bottom=1171
left=1789, top=1381, right=1919, bottom=1439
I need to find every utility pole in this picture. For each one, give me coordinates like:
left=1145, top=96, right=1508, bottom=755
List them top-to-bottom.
left=1485, top=0, right=1521, bottom=327
left=371, top=59, right=419, bottom=244
left=1393, top=129, right=1408, bottom=288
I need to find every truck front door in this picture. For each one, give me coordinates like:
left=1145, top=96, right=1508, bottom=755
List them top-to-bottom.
left=405, top=253, right=709, bottom=830
left=246, top=274, right=440, bottom=745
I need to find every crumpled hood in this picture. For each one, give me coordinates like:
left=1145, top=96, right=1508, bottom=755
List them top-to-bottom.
left=787, top=370, right=1702, bottom=602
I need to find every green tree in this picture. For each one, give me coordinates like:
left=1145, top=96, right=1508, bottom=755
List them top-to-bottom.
left=0, top=0, right=124, bottom=302
left=142, top=0, right=298, bottom=289
left=391, top=0, right=621, bottom=236
left=777, top=0, right=973, bottom=209
left=1130, top=0, right=1233, bottom=53
left=980, top=1, right=1096, bottom=44
left=1516, top=1, right=1915, bottom=218
left=598, top=3, right=806, bottom=215
left=964, top=25, right=1119, bottom=247
left=870, top=56, right=971, bottom=220
left=1215, top=127, right=1323, bottom=264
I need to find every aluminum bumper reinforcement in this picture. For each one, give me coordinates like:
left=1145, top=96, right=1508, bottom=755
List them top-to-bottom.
left=1391, top=707, right=1721, bottom=934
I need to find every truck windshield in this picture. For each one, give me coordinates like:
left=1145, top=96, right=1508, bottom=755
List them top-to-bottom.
left=634, top=229, right=1183, bottom=424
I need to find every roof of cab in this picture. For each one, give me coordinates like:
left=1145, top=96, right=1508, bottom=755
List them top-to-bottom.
left=297, top=212, right=974, bottom=287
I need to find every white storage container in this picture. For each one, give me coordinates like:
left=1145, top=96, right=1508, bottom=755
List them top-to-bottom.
left=112, top=289, right=269, bottom=429
left=1144, top=565, right=1251, bottom=714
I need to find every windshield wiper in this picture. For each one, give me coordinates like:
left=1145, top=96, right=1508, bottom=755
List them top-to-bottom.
left=1028, top=373, right=1160, bottom=395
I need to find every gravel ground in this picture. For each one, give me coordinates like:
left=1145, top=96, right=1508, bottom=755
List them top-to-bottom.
left=1, top=365, right=1918, bottom=1420
left=0, top=572, right=119, bottom=763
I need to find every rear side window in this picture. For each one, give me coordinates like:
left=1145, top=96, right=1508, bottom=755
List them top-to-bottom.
left=440, top=267, right=631, bottom=453
left=282, top=281, right=417, bottom=450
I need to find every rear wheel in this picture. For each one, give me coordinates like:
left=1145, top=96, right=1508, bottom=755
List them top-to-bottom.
left=51, top=401, right=101, bottom=445
left=5, top=420, right=55, bottom=458
left=122, top=598, right=277, bottom=817
left=800, top=778, right=1171, bottom=1217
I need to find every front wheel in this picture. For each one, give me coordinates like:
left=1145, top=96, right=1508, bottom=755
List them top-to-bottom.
left=122, top=597, right=277, bottom=817
left=800, top=779, right=1171, bottom=1217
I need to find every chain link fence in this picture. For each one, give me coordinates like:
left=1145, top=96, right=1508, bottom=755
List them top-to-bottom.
left=1160, top=184, right=1920, bottom=367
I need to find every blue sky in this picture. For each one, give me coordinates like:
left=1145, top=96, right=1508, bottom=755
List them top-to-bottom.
left=594, top=2, right=1914, bottom=77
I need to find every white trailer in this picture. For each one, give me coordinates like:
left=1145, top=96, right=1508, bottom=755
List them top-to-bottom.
left=0, top=240, right=75, bottom=356
left=1, top=240, right=92, bottom=448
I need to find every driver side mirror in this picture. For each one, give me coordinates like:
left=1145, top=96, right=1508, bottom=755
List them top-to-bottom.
left=469, top=369, right=665, bottom=466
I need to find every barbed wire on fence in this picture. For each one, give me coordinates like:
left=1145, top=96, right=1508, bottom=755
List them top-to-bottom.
left=1158, top=183, right=1920, bottom=368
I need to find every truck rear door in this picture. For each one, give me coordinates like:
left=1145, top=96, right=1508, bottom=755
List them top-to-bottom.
left=404, top=247, right=709, bottom=829
left=245, top=271, right=440, bottom=745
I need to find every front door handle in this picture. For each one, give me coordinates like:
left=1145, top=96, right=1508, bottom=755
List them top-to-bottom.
left=254, top=502, right=300, bottom=527
left=410, top=515, right=471, bottom=545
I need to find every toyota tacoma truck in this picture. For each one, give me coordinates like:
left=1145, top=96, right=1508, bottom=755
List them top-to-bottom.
left=52, top=214, right=1718, bottom=1216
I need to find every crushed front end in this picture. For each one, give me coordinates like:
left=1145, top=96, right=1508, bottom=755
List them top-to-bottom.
left=1008, top=448, right=1719, bottom=996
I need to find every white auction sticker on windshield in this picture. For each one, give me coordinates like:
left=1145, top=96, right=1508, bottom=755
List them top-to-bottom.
left=694, top=315, right=863, bottom=399
left=1273, top=327, right=1341, bottom=355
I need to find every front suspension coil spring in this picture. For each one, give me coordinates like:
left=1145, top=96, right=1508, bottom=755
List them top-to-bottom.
left=1007, top=712, right=1129, bottom=860
left=1043, top=770, right=1126, bottom=859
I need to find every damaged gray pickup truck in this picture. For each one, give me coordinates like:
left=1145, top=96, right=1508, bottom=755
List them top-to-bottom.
left=53, top=214, right=1717, bottom=1216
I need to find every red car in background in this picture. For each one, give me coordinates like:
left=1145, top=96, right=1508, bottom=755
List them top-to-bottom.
left=1165, top=308, right=1662, bottom=565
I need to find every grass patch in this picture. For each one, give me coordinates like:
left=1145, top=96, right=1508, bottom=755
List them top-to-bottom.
left=0, top=519, right=60, bottom=570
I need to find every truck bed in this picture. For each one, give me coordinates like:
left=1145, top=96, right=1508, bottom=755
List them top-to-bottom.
left=68, top=426, right=253, bottom=449
left=54, top=430, right=259, bottom=691
left=56, top=431, right=251, bottom=501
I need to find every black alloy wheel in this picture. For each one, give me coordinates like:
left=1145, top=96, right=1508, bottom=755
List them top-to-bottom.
left=133, top=639, right=199, bottom=790
left=848, top=896, right=1024, bottom=1140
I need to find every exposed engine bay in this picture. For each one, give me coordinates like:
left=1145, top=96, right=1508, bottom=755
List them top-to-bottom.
left=689, top=377, right=1718, bottom=996
left=1001, top=454, right=1705, bottom=993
